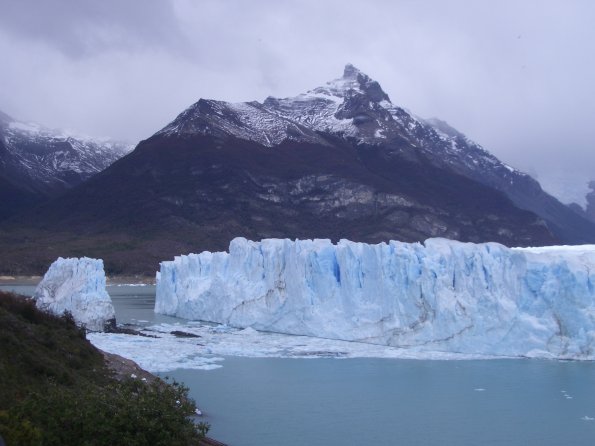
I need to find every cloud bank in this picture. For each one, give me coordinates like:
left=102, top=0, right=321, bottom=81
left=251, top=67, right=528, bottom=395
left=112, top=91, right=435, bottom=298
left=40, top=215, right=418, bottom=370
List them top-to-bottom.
left=1, top=0, right=593, bottom=202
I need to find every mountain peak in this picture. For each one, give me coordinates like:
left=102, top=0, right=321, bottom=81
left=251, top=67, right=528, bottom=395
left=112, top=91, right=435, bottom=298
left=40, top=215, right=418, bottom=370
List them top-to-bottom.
left=342, top=63, right=366, bottom=80
left=313, top=64, right=391, bottom=104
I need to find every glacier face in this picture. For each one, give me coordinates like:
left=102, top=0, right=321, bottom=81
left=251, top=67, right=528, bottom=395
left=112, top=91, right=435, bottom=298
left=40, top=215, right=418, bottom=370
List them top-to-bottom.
left=155, top=238, right=595, bottom=359
left=34, top=257, right=115, bottom=331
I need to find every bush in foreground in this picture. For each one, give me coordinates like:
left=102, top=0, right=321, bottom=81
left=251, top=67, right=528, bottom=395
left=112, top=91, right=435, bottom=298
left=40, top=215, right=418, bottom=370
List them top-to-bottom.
left=0, top=291, right=206, bottom=445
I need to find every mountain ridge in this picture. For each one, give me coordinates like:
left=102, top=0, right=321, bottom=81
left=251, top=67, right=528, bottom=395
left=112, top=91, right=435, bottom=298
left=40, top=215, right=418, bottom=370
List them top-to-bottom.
left=2, top=64, right=593, bottom=275
left=150, top=64, right=595, bottom=245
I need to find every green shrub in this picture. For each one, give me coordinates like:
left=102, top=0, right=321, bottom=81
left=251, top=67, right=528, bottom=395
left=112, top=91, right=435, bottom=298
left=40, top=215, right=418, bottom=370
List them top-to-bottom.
left=0, top=292, right=206, bottom=445
left=2, top=379, right=202, bottom=446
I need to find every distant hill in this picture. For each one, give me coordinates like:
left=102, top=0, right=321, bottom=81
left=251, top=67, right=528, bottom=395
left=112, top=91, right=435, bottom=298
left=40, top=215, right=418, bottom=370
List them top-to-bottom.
left=0, top=110, right=133, bottom=219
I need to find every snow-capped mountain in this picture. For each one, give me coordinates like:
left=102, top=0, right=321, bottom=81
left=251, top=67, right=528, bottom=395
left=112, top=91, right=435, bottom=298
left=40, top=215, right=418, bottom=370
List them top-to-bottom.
left=157, top=64, right=594, bottom=244
left=2, top=65, right=593, bottom=275
left=263, top=65, right=526, bottom=183
left=0, top=110, right=133, bottom=199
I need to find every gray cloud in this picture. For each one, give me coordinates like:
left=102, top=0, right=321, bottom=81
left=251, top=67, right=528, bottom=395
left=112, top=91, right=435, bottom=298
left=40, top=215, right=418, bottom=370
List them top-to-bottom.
left=0, top=0, right=593, bottom=203
left=0, top=0, right=185, bottom=57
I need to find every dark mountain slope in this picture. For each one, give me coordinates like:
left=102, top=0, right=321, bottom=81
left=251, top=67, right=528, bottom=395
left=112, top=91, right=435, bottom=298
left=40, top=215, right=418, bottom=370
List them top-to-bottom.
left=420, top=118, right=595, bottom=244
left=0, top=131, right=553, bottom=275
left=0, top=174, right=43, bottom=220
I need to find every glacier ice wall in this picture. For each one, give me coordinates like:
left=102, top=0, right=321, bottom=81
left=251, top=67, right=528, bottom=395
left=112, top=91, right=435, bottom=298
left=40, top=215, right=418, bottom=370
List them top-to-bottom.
left=155, top=238, right=595, bottom=359
left=34, top=257, right=115, bottom=331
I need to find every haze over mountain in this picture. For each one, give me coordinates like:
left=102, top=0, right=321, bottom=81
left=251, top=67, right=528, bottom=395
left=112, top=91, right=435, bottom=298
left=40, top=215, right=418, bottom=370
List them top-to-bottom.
left=2, top=65, right=593, bottom=275
left=0, top=110, right=133, bottom=219
left=587, top=183, right=595, bottom=222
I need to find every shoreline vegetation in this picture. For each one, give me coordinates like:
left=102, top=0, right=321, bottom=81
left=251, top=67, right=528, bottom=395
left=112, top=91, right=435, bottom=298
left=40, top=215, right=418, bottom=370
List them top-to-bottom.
left=0, top=291, right=218, bottom=446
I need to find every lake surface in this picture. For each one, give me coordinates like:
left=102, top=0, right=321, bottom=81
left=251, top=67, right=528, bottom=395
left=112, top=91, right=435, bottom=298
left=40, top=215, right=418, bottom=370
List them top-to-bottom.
left=4, top=282, right=595, bottom=445
left=166, top=358, right=595, bottom=446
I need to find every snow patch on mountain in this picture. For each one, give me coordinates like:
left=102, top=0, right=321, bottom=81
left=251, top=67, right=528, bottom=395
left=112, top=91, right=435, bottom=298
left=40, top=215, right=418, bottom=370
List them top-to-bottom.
left=263, top=64, right=395, bottom=141
left=157, top=98, right=330, bottom=147
left=155, top=237, right=595, bottom=359
left=34, top=257, right=115, bottom=331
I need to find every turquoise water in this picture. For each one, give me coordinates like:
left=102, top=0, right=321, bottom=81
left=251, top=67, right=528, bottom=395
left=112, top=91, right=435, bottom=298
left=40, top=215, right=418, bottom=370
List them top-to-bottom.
left=5, top=282, right=595, bottom=445
left=0, top=283, right=37, bottom=296
left=166, top=358, right=595, bottom=446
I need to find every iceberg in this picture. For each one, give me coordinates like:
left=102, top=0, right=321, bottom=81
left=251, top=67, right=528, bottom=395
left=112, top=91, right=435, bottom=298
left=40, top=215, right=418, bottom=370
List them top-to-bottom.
left=155, top=238, right=595, bottom=359
left=34, top=257, right=116, bottom=331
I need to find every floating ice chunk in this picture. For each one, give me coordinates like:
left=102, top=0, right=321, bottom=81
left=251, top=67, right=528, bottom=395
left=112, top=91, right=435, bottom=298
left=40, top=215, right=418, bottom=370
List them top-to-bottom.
left=34, top=257, right=115, bottom=332
left=87, top=320, right=497, bottom=373
left=211, top=324, right=233, bottom=333
left=87, top=330, right=225, bottom=373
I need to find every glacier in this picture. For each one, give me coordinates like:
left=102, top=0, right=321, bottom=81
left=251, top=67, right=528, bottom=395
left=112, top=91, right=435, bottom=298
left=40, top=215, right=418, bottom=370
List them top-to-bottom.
left=155, top=238, right=595, bottom=359
left=34, top=257, right=116, bottom=331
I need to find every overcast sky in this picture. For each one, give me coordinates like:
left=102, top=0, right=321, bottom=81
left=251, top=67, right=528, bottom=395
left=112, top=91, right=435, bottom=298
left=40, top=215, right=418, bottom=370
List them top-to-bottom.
left=1, top=0, right=594, bottom=203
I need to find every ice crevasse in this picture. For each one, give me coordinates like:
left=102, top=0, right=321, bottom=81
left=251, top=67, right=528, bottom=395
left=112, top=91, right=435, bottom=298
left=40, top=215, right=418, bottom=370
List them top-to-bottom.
left=155, top=237, right=595, bottom=359
left=34, top=257, right=115, bottom=331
